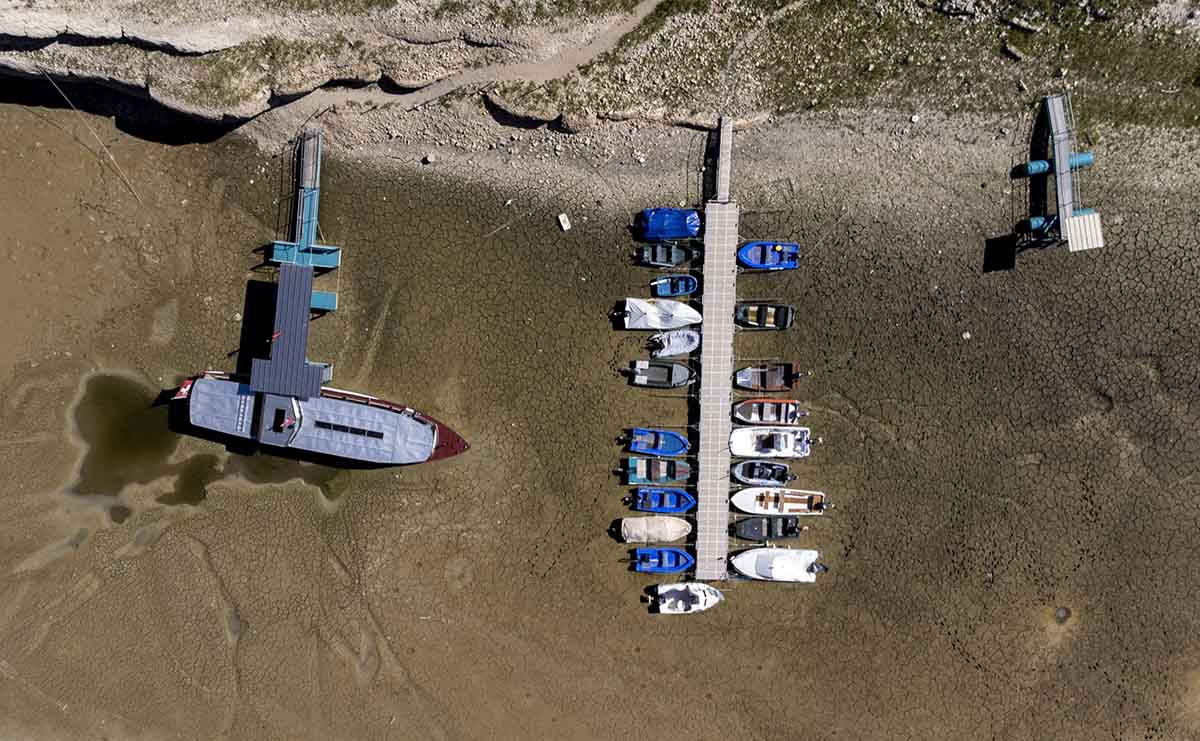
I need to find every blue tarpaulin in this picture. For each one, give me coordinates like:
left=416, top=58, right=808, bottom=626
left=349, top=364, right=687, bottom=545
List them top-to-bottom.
left=636, top=208, right=701, bottom=241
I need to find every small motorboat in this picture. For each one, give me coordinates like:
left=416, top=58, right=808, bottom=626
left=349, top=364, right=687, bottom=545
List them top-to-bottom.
left=635, top=208, right=701, bottom=241
left=737, top=241, right=800, bottom=271
left=639, top=242, right=694, bottom=268
left=651, top=274, right=698, bottom=297
left=622, top=298, right=702, bottom=330
left=735, top=303, right=795, bottom=330
left=648, top=329, right=700, bottom=358
left=630, top=360, right=696, bottom=388
left=734, top=363, right=800, bottom=391
left=732, top=398, right=807, bottom=425
left=729, top=426, right=811, bottom=458
left=628, top=427, right=690, bottom=457
left=625, top=457, right=692, bottom=484
left=731, top=460, right=796, bottom=486
left=631, top=487, right=696, bottom=513
left=730, top=488, right=827, bottom=516
left=620, top=516, right=692, bottom=543
left=733, top=516, right=806, bottom=542
left=633, top=547, right=695, bottom=574
left=730, top=548, right=824, bottom=582
left=652, top=582, right=723, bottom=614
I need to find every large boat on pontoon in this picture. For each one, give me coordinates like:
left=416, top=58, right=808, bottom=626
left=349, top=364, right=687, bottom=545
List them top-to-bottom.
left=174, top=371, right=469, bottom=466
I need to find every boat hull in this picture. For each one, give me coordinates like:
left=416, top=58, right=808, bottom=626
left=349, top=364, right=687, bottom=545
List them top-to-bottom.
left=731, top=548, right=820, bottom=582
left=653, top=583, right=723, bottom=614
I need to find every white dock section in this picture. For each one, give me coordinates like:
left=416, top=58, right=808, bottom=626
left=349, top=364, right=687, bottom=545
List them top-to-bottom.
left=1047, top=94, right=1105, bottom=252
left=694, top=118, right=739, bottom=580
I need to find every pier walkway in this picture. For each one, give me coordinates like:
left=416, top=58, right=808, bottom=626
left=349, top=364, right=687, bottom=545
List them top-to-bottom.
left=694, top=118, right=739, bottom=581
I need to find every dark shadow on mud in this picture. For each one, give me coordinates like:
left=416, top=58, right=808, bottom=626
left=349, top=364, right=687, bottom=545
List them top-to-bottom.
left=0, top=32, right=211, bottom=56
left=0, top=74, right=240, bottom=145
left=481, top=93, right=551, bottom=130
left=983, top=234, right=1019, bottom=273
left=234, top=280, right=280, bottom=375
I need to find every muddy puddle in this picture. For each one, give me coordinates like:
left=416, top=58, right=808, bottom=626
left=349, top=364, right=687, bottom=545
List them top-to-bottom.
left=69, top=373, right=342, bottom=515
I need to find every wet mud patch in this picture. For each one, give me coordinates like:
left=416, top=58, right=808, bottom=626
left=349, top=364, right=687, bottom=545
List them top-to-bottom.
left=68, top=373, right=343, bottom=513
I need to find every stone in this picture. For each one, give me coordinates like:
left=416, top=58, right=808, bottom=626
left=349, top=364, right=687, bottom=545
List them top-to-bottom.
left=422, top=152, right=437, bottom=165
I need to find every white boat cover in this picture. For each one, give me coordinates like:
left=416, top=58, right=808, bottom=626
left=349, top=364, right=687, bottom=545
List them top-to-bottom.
left=623, top=298, right=702, bottom=330
left=650, top=329, right=701, bottom=358
left=188, top=377, right=256, bottom=439
left=289, top=395, right=436, bottom=464
left=729, top=426, right=811, bottom=458
left=620, top=516, right=692, bottom=543
left=731, top=548, right=820, bottom=582
left=655, top=583, right=723, bottom=614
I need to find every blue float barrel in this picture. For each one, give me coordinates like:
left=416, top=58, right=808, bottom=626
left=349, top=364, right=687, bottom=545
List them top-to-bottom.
left=1068, top=152, right=1094, bottom=170
left=1018, top=216, right=1047, bottom=233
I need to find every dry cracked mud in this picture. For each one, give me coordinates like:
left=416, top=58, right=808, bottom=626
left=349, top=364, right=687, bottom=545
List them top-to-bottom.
left=1, top=93, right=1199, bottom=740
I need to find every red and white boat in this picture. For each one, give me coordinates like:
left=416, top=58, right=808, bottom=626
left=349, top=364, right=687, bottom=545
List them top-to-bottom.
left=174, top=371, right=468, bottom=465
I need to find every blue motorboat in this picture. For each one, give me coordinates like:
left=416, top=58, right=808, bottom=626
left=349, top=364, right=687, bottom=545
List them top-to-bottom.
left=636, top=208, right=701, bottom=241
left=737, top=241, right=800, bottom=271
left=651, top=274, right=698, bottom=297
left=628, top=427, right=690, bottom=457
left=625, top=457, right=692, bottom=484
left=632, top=487, right=696, bottom=513
left=633, top=547, right=695, bottom=574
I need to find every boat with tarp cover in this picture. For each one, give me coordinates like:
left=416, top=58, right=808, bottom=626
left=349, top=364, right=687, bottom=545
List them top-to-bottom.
left=175, top=371, right=468, bottom=465
left=620, top=516, right=692, bottom=543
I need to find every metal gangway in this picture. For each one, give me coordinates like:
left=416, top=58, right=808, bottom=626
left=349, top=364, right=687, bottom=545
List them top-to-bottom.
left=1010, top=93, right=1104, bottom=252
left=693, top=117, right=739, bottom=580
left=269, top=129, right=342, bottom=311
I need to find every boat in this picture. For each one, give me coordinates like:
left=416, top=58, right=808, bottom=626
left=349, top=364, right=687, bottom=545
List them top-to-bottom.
left=635, top=208, right=701, bottom=241
left=737, top=241, right=800, bottom=270
left=638, top=242, right=694, bottom=268
left=651, top=274, right=698, bottom=297
left=622, top=298, right=702, bottom=330
left=735, top=303, right=795, bottom=330
left=648, top=329, right=700, bottom=358
left=630, top=360, right=696, bottom=388
left=734, top=363, right=800, bottom=391
left=174, top=371, right=468, bottom=465
left=732, top=398, right=807, bottom=425
left=729, top=426, right=811, bottom=458
left=628, top=427, right=690, bottom=456
left=625, top=457, right=692, bottom=484
left=731, top=460, right=796, bottom=486
left=631, top=487, right=696, bottom=513
left=730, top=488, right=827, bottom=516
left=619, top=516, right=692, bottom=543
left=733, top=516, right=805, bottom=542
left=633, top=547, right=695, bottom=574
left=730, top=548, right=824, bottom=582
left=652, top=582, right=723, bottom=614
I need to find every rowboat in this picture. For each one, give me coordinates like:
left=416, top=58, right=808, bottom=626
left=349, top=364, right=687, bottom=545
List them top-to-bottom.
left=737, top=241, right=800, bottom=270
left=639, top=242, right=693, bottom=268
left=651, top=274, right=698, bottom=297
left=735, top=303, right=795, bottom=330
left=734, top=363, right=800, bottom=391
left=732, top=398, right=807, bottom=425
left=628, top=427, right=690, bottom=457
left=624, top=457, right=692, bottom=484
left=631, top=487, right=696, bottom=513
left=730, top=488, right=827, bottom=516
left=633, top=547, right=694, bottom=574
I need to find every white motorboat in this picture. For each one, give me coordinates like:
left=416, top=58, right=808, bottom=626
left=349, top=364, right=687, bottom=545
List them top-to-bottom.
left=622, top=298, right=702, bottom=330
left=649, top=329, right=701, bottom=358
left=732, top=398, right=806, bottom=425
left=729, top=426, right=811, bottom=458
left=730, top=488, right=827, bottom=516
left=619, top=516, right=693, bottom=543
left=730, top=548, right=823, bottom=582
left=653, top=582, right=724, bottom=614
